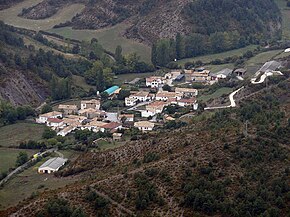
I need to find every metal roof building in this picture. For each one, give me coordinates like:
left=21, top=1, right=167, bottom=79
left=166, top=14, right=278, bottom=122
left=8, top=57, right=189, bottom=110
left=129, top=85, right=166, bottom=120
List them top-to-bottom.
left=259, top=61, right=281, bottom=73
left=104, top=86, right=120, bottom=96
left=38, top=157, right=68, bottom=174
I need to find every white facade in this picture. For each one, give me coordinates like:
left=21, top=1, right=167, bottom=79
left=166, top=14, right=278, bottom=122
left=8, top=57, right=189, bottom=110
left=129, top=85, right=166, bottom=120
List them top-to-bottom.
left=146, top=77, right=164, bottom=88
left=125, top=97, right=138, bottom=107
left=81, top=99, right=101, bottom=110
left=141, top=110, right=156, bottom=118
left=37, top=112, right=63, bottom=124
left=134, top=121, right=155, bottom=132
left=38, top=157, right=67, bottom=174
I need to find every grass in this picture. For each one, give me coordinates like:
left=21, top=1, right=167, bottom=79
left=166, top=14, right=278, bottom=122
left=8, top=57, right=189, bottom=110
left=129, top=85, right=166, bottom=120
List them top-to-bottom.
left=0, top=0, right=85, bottom=31
left=274, top=0, right=290, bottom=39
left=47, top=23, right=151, bottom=62
left=177, top=45, right=258, bottom=66
left=114, top=72, right=155, bottom=86
left=72, top=75, right=95, bottom=92
left=198, top=87, right=234, bottom=102
left=0, top=122, right=45, bottom=148
left=93, top=140, right=126, bottom=151
left=0, top=148, right=36, bottom=173
left=0, top=156, right=77, bottom=210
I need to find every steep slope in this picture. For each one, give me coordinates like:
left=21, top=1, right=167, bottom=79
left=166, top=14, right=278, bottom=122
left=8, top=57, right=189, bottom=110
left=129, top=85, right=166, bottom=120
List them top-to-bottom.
left=19, top=0, right=281, bottom=44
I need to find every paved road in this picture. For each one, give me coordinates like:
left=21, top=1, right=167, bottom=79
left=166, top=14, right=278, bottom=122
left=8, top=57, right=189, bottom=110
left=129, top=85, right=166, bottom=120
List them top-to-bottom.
left=251, top=71, right=283, bottom=84
left=204, top=86, right=244, bottom=110
left=0, top=148, right=57, bottom=186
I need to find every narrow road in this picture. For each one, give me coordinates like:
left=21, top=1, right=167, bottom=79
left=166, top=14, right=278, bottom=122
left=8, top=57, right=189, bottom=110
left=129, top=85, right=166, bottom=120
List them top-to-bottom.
left=251, top=71, right=283, bottom=84
left=204, top=86, right=244, bottom=110
left=0, top=148, right=56, bottom=186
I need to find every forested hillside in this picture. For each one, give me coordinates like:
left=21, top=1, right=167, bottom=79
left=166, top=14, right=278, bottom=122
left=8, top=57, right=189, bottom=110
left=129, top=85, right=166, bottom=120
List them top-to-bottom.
left=18, top=0, right=281, bottom=46
left=0, top=22, right=154, bottom=106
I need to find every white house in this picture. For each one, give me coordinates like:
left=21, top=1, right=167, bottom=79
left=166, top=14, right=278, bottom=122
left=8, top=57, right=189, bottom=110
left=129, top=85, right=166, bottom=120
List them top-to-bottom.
left=146, top=76, right=164, bottom=88
left=175, top=87, right=198, bottom=97
left=130, top=91, right=150, bottom=102
left=155, top=91, right=182, bottom=101
left=125, top=97, right=138, bottom=107
left=177, top=97, right=197, bottom=108
left=81, top=99, right=101, bottom=110
left=141, top=101, right=168, bottom=118
left=37, top=111, right=63, bottom=124
left=118, top=114, right=134, bottom=122
left=46, top=118, right=64, bottom=128
left=134, top=121, right=155, bottom=132
left=57, top=125, right=77, bottom=137
left=38, top=157, right=68, bottom=174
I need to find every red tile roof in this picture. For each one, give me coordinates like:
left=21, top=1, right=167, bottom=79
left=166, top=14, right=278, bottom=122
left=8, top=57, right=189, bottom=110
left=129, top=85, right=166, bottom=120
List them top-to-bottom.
left=47, top=118, right=63, bottom=123
left=103, top=122, right=122, bottom=129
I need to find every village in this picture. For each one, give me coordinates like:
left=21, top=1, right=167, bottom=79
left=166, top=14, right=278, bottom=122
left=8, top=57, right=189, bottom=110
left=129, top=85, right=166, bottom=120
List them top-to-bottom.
left=36, top=60, right=282, bottom=141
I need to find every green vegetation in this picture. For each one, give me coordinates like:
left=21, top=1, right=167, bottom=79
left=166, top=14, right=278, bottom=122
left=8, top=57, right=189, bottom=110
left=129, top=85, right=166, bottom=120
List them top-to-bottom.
left=0, top=0, right=84, bottom=31
left=274, top=0, right=290, bottom=39
left=48, top=23, right=151, bottom=62
left=177, top=45, right=257, bottom=66
left=199, top=87, right=234, bottom=102
left=0, top=123, right=45, bottom=147
left=0, top=148, right=35, bottom=173
left=15, top=151, right=29, bottom=167
left=36, top=198, right=87, bottom=217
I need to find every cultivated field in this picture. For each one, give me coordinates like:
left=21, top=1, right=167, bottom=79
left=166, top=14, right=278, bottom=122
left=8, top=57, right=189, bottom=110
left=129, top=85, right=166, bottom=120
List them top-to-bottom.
left=0, top=0, right=84, bottom=31
left=47, top=24, right=151, bottom=62
left=177, top=45, right=258, bottom=65
left=114, top=72, right=155, bottom=85
left=0, top=122, right=45, bottom=148
left=0, top=149, right=35, bottom=173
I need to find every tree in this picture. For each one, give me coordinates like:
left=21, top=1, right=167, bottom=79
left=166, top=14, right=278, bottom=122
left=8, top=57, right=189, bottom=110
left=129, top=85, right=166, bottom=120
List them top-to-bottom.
left=176, top=33, right=185, bottom=59
left=72, top=44, right=80, bottom=54
left=115, top=45, right=123, bottom=64
left=162, top=84, right=171, bottom=92
left=41, top=104, right=52, bottom=114
left=42, top=127, right=57, bottom=139
left=16, top=151, right=28, bottom=167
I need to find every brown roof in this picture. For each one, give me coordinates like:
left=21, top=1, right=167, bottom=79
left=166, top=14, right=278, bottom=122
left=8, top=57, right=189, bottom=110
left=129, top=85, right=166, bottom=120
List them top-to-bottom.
left=178, top=97, right=197, bottom=103
left=58, top=104, right=78, bottom=110
left=40, top=111, right=62, bottom=117
left=47, top=118, right=63, bottom=123
left=103, top=122, right=122, bottom=129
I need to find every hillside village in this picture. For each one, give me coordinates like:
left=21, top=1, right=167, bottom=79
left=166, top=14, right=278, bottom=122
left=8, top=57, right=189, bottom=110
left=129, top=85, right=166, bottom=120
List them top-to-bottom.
left=36, top=59, right=282, bottom=139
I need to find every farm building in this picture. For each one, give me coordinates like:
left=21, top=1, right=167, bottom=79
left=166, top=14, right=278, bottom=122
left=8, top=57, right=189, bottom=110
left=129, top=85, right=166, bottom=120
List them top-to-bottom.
left=104, top=86, right=120, bottom=96
left=38, top=157, right=68, bottom=174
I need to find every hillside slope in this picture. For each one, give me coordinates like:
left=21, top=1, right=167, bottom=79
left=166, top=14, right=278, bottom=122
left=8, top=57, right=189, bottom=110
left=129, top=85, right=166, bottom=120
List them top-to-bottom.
left=18, top=0, right=282, bottom=44
left=1, top=76, right=289, bottom=216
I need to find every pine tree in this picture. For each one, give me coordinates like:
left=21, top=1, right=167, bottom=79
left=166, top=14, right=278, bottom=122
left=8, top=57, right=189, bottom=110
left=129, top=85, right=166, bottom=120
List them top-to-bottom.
left=176, top=33, right=185, bottom=59
left=115, top=45, right=123, bottom=64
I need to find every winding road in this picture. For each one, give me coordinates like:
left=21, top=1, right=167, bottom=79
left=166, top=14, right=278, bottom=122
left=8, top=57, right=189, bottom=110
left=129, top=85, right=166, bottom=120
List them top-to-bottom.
left=204, top=86, right=244, bottom=110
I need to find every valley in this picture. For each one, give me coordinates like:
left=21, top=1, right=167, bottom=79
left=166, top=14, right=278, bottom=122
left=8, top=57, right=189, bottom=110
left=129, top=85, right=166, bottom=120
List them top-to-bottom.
left=0, top=0, right=289, bottom=216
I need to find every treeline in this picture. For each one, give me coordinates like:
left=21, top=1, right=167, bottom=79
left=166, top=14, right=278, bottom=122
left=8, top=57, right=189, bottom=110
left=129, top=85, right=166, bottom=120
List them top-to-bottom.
left=0, top=100, right=35, bottom=126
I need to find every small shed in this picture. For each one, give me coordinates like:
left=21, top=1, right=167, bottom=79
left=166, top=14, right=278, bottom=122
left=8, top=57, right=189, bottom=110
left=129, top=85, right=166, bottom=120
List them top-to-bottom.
left=234, top=68, right=247, bottom=76
left=174, top=74, right=185, bottom=81
left=38, top=157, right=68, bottom=174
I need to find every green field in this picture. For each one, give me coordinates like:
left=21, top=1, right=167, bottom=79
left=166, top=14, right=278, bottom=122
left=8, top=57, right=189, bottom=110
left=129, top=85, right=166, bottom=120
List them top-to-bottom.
left=0, top=0, right=84, bottom=31
left=274, top=0, right=290, bottom=39
left=47, top=24, right=151, bottom=62
left=177, top=45, right=258, bottom=66
left=72, top=75, right=95, bottom=92
left=198, top=87, right=234, bottom=102
left=0, top=123, right=45, bottom=148
left=0, top=149, right=36, bottom=173
left=0, top=156, right=77, bottom=209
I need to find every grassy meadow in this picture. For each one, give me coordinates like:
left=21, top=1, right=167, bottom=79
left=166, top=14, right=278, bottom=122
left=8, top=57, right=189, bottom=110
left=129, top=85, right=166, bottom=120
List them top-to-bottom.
left=47, top=24, right=151, bottom=62
left=177, top=45, right=258, bottom=66
left=0, top=122, right=45, bottom=148
left=0, top=149, right=36, bottom=173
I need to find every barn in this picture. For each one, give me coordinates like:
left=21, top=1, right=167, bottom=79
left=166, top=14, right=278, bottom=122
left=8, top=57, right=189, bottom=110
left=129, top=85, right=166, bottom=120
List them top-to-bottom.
left=38, top=157, right=68, bottom=174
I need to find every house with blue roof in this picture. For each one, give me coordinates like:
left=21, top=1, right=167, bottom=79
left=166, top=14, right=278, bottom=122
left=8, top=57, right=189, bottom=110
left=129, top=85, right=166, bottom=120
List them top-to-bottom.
left=104, top=86, right=120, bottom=96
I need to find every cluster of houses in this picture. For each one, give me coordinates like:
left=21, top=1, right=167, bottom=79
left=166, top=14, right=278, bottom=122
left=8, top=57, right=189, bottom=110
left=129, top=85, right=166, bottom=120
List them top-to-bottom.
left=36, top=67, right=247, bottom=137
